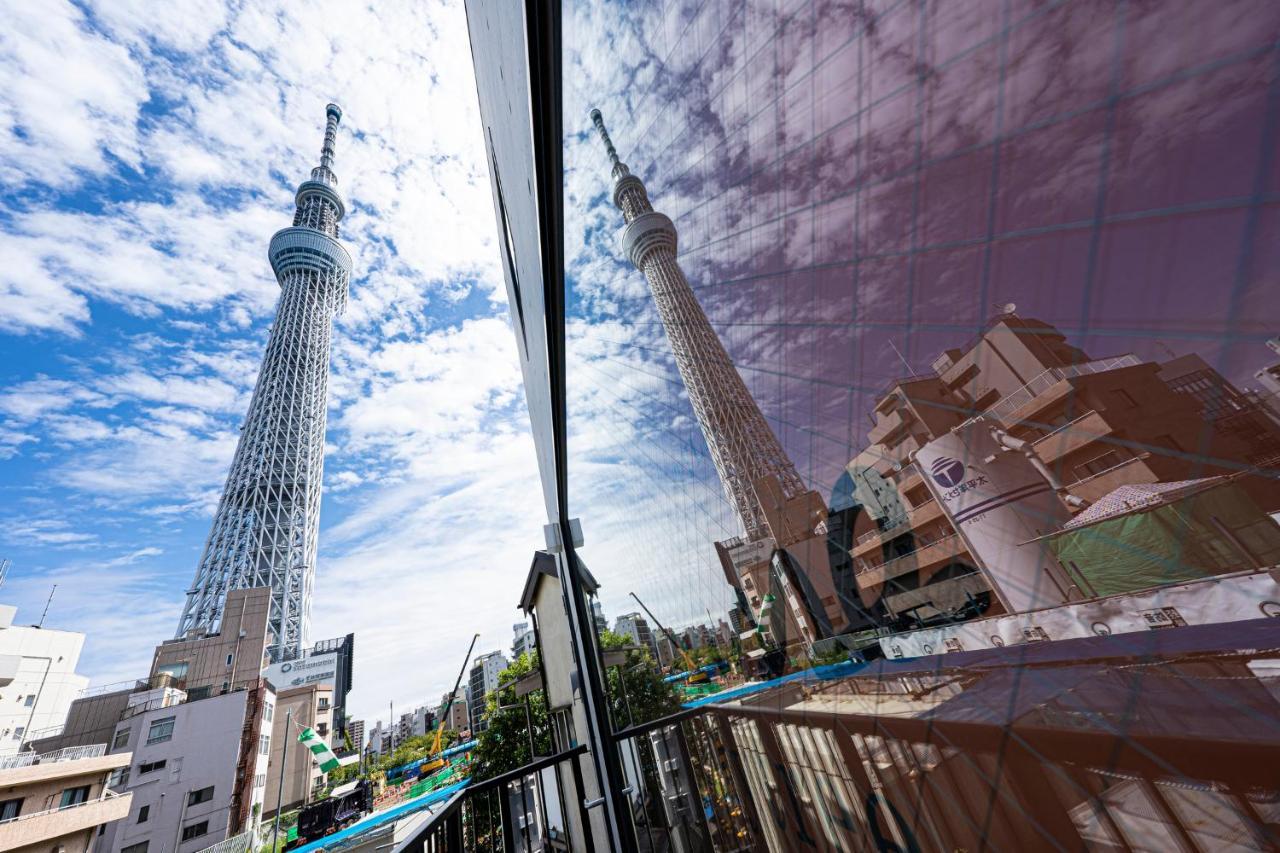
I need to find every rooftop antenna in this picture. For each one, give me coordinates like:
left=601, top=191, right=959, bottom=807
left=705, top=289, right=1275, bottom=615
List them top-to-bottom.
left=887, top=338, right=912, bottom=373
left=0, top=559, right=10, bottom=592
left=37, top=584, right=57, bottom=628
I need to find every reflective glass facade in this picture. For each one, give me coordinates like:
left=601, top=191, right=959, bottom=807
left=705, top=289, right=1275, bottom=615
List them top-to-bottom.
left=464, top=1, right=1280, bottom=850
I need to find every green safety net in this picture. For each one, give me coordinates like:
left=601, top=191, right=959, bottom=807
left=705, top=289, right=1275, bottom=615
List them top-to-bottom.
left=1048, top=484, right=1280, bottom=597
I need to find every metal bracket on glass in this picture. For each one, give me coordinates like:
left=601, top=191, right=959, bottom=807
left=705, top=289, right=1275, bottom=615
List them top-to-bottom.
left=543, top=518, right=585, bottom=552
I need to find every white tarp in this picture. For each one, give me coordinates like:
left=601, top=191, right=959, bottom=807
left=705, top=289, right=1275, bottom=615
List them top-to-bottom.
left=880, top=569, right=1280, bottom=658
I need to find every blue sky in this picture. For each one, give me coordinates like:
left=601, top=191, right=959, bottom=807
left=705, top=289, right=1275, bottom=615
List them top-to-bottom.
left=0, top=0, right=551, bottom=723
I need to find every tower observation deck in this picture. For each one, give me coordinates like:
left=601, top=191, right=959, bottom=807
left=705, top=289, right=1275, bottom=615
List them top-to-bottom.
left=176, top=104, right=352, bottom=661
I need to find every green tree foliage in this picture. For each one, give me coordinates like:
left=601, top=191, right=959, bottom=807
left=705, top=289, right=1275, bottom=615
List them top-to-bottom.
left=470, top=652, right=551, bottom=781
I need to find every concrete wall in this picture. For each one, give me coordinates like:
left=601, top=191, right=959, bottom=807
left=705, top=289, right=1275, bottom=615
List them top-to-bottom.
left=151, top=587, right=271, bottom=696
left=99, top=687, right=271, bottom=853
left=27, top=688, right=133, bottom=754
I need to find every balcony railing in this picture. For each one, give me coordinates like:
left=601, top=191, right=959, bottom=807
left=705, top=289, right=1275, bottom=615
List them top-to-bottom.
left=985, top=354, right=1141, bottom=423
left=855, top=532, right=962, bottom=577
left=389, top=620, right=1280, bottom=853
left=0, top=743, right=107, bottom=770
left=0, top=787, right=125, bottom=824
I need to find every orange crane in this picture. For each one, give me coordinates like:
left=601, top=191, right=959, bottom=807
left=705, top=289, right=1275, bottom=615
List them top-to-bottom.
left=419, top=633, right=479, bottom=774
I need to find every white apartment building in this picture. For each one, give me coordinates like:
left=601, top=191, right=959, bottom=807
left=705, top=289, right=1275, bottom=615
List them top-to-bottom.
left=0, top=603, right=91, bottom=756
left=467, top=651, right=508, bottom=734
left=98, top=684, right=274, bottom=853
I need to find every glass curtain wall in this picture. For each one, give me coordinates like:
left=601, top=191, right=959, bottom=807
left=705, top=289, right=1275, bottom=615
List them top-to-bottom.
left=555, top=1, right=1280, bottom=850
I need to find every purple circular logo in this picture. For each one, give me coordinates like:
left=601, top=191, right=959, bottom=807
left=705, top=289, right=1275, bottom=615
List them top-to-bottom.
left=930, top=456, right=966, bottom=488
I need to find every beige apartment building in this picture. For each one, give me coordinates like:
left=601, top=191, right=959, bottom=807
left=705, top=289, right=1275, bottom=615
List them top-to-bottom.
left=847, top=313, right=1280, bottom=626
left=262, top=683, right=334, bottom=818
left=0, top=746, right=131, bottom=853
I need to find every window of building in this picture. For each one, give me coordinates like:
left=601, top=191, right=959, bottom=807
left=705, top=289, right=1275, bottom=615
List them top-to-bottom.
left=226, top=653, right=234, bottom=666
left=156, top=662, right=188, bottom=680
left=186, top=686, right=211, bottom=701
left=22, top=695, right=33, bottom=707
left=317, top=698, right=330, bottom=711
left=263, top=703, right=274, bottom=722
left=146, top=717, right=175, bottom=745
left=317, top=723, right=328, bottom=737
left=12, top=726, right=23, bottom=740
left=112, top=728, right=130, bottom=749
left=259, top=733, right=270, bottom=755
left=138, top=759, right=167, bottom=774
left=109, top=766, right=130, bottom=788
left=254, top=774, right=266, bottom=788
left=59, top=786, right=91, bottom=808
left=187, top=786, right=214, bottom=806
left=0, top=798, right=22, bottom=821
left=137, top=804, right=150, bottom=823
left=181, top=821, right=209, bottom=842
left=122, top=843, right=149, bottom=853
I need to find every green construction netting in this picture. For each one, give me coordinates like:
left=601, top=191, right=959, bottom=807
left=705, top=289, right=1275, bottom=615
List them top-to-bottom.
left=1048, top=484, right=1280, bottom=597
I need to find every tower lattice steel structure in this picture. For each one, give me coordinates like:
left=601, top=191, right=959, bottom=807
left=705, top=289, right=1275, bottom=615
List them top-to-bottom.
left=176, top=104, right=352, bottom=661
left=591, top=109, right=805, bottom=543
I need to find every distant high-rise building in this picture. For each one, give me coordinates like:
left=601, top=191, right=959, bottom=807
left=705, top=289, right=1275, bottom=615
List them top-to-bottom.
left=176, top=105, right=353, bottom=662
left=590, top=600, right=608, bottom=634
left=614, top=612, right=657, bottom=660
left=512, top=621, right=536, bottom=659
left=467, top=651, right=508, bottom=733
left=347, top=718, right=365, bottom=754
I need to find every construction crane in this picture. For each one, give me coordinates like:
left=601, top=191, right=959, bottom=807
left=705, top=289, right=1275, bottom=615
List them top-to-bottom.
left=628, top=592, right=711, bottom=685
left=419, top=632, right=479, bottom=775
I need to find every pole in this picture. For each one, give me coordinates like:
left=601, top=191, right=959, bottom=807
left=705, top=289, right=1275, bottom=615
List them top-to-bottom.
left=37, top=584, right=56, bottom=628
left=271, top=709, right=292, bottom=851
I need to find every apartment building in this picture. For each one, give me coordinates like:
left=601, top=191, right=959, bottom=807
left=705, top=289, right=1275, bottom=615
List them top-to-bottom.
left=847, top=313, right=1280, bottom=627
left=0, top=603, right=91, bottom=756
left=612, top=613, right=658, bottom=661
left=467, top=651, right=508, bottom=734
left=97, top=682, right=273, bottom=853
left=262, top=683, right=332, bottom=819
left=0, top=745, right=132, bottom=853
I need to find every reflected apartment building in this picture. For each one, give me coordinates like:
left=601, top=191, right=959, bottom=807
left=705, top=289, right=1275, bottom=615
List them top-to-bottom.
left=847, top=311, right=1280, bottom=628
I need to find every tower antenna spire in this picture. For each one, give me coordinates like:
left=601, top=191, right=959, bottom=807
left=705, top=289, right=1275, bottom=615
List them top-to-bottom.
left=313, top=103, right=342, bottom=185
left=590, top=108, right=629, bottom=178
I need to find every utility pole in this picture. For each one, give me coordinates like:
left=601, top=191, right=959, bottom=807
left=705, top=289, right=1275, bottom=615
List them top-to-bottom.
left=271, top=709, right=292, bottom=851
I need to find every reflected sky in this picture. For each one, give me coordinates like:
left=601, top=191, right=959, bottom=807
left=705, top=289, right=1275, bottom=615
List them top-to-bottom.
left=560, top=0, right=1280, bottom=629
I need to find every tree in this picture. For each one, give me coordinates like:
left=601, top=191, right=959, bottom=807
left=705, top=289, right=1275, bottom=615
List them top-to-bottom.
left=600, top=632, right=681, bottom=729
left=470, top=652, right=551, bottom=781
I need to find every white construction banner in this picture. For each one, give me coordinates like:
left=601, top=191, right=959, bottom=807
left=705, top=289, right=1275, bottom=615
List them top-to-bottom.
left=916, top=421, right=1072, bottom=613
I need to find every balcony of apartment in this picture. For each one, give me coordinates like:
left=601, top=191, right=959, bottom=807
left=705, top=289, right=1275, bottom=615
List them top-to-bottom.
left=986, top=354, right=1142, bottom=427
left=867, top=408, right=908, bottom=447
left=1031, top=409, right=1115, bottom=464
left=1066, top=452, right=1159, bottom=505
left=850, top=498, right=945, bottom=559
left=854, top=533, right=969, bottom=590
left=883, top=571, right=991, bottom=619
left=392, top=621, right=1280, bottom=853
left=0, top=744, right=124, bottom=777
left=0, top=789, right=131, bottom=850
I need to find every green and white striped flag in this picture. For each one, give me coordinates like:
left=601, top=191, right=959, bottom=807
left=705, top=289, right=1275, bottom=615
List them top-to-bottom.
left=298, top=726, right=340, bottom=773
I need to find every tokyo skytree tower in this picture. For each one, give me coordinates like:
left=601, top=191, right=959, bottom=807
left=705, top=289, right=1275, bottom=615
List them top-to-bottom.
left=176, top=104, right=352, bottom=661
left=590, top=109, right=807, bottom=544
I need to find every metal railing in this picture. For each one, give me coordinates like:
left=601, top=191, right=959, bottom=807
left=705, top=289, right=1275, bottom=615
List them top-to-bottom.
left=986, top=354, right=1141, bottom=423
left=854, top=532, right=962, bottom=576
left=0, top=743, right=107, bottom=770
left=392, top=745, right=590, bottom=853
left=194, top=830, right=254, bottom=853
